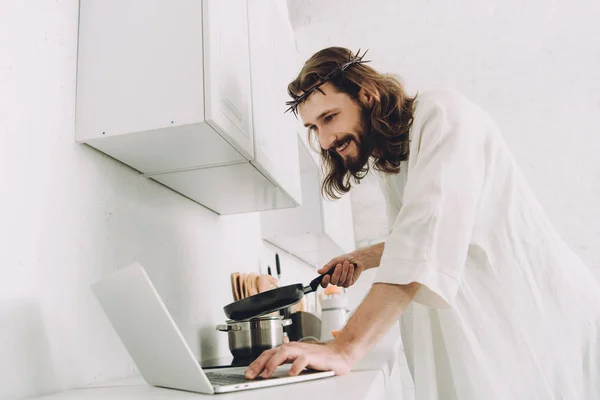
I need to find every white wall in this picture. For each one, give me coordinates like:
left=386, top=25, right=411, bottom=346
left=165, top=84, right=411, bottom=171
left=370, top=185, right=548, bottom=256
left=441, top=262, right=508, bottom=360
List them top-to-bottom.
left=287, top=0, right=600, bottom=270
left=3, top=1, right=599, bottom=398
left=0, top=2, right=317, bottom=399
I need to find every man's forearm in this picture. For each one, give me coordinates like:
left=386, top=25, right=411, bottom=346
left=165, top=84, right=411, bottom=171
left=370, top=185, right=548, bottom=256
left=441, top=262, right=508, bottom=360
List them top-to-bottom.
left=350, top=242, right=385, bottom=270
left=332, top=281, right=420, bottom=364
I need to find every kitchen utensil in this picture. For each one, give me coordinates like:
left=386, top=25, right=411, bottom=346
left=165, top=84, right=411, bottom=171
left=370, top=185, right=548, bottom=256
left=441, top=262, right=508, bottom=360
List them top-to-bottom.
left=275, top=253, right=282, bottom=280
left=223, top=270, right=335, bottom=321
left=231, top=272, right=240, bottom=301
left=235, top=273, right=243, bottom=300
left=239, top=273, right=247, bottom=299
left=246, top=273, right=258, bottom=297
left=236, top=274, right=242, bottom=301
left=257, top=274, right=277, bottom=293
left=216, top=315, right=292, bottom=357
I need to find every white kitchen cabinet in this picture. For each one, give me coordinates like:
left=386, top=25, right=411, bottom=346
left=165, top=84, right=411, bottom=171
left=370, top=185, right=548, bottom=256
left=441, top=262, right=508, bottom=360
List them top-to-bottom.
left=75, top=0, right=301, bottom=214
left=75, top=0, right=251, bottom=172
left=202, top=0, right=254, bottom=160
left=247, top=0, right=302, bottom=204
left=260, top=137, right=356, bottom=268
left=149, top=162, right=296, bottom=215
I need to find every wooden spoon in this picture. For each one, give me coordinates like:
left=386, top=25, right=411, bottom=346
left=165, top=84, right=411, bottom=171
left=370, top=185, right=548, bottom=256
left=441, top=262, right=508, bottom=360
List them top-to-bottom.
left=230, top=272, right=240, bottom=301
left=239, top=273, right=247, bottom=299
left=246, top=273, right=258, bottom=297
left=257, top=274, right=278, bottom=293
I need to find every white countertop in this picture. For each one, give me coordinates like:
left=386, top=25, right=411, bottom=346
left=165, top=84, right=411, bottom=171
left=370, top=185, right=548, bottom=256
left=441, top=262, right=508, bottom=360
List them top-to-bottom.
left=31, top=327, right=403, bottom=400
left=31, top=370, right=386, bottom=400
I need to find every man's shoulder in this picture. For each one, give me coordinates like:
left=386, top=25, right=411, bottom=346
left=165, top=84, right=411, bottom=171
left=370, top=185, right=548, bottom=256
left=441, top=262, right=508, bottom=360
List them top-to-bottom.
left=412, top=89, right=487, bottom=125
left=414, top=89, right=474, bottom=113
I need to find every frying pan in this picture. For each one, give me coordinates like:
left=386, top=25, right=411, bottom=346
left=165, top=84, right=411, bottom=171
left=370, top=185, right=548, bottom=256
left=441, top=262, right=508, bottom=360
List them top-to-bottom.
left=223, top=270, right=335, bottom=321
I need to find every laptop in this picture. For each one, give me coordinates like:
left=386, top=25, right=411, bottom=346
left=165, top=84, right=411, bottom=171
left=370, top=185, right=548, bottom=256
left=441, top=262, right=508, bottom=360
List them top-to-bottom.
left=91, top=263, right=335, bottom=394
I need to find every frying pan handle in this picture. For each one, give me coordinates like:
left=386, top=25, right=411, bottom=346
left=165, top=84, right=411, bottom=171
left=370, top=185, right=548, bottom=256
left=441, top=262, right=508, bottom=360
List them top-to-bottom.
left=306, top=262, right=358, bottom=293
left=306, top=270, right=335, bottom=293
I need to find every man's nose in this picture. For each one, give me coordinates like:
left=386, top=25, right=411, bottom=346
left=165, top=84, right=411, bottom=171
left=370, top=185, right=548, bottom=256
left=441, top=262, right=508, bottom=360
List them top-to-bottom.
left=319, top=129, right=337, bottom=151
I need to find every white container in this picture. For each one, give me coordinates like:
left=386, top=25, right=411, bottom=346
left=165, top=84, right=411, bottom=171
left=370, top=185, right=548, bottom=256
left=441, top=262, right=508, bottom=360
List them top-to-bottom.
left=320, top=294, right=349, bottom=341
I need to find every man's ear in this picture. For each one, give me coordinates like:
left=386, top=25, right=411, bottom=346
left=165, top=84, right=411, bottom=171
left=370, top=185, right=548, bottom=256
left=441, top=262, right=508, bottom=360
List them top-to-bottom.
left=358, top=85, right=380, bottom=107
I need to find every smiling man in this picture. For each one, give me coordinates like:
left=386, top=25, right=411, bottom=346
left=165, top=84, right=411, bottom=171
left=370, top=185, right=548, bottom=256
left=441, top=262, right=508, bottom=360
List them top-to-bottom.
left=245, top=47, right=600, bottom=399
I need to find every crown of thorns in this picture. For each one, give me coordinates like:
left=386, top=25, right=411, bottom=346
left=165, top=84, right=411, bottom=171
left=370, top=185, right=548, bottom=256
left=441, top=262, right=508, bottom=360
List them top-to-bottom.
left=285, top=49, right=371, bottom=116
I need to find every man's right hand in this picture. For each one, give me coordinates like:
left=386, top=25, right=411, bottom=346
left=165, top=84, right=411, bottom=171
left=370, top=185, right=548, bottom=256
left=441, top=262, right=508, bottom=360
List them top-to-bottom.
left=317, top=255, right=366, bottom=288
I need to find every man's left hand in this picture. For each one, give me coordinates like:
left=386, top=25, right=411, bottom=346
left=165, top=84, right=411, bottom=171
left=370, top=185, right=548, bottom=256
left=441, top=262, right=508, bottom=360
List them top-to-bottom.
left=244, top=341, right=353, bottom=379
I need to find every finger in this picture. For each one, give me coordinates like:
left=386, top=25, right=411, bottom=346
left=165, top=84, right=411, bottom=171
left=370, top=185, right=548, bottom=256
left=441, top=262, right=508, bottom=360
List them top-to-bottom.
left=318, top=256, right=347, bottom=274
left=318, top=259, right=336, bottom=274
left=338, top=261, right=349, bottom=285
left=331, top=263, right=343, bottom=286
left=343, top=263, right=355, bottom=288
left=321, top=274, right=331, bottom=288
left=262, top=345, right=297, bottom=378
left=245, top=348, right=276, bottom=379
left=245, top=351, right=271, bottom=379
left=289, top=354, right=310, bottom=376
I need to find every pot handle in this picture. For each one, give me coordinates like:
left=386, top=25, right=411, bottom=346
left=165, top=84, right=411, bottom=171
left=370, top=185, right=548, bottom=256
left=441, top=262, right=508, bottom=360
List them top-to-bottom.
left=281, top=319, right=292, bottom=327
left=216, top=324, right=242, bottom=332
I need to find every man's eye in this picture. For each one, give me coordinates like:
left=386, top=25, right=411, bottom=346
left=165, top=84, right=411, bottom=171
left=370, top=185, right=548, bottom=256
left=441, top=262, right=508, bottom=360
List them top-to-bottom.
left=324, top=114, right=337, bottom=123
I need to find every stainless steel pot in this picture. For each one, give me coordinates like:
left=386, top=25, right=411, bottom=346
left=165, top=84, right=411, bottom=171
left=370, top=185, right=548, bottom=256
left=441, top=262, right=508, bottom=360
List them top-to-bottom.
left=216, top=315, right=292, bottom=358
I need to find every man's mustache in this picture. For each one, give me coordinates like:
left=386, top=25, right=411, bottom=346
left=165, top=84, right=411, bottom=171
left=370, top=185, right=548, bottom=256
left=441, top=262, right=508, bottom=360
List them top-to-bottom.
left=329, top=135, right=359, bottom=152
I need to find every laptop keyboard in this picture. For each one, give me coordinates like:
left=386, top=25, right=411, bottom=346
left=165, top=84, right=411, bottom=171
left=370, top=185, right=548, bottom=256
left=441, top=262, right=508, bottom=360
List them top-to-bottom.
left=205, top=369, right=323, bottom=386
left=205, top=372, right=263, bottom=385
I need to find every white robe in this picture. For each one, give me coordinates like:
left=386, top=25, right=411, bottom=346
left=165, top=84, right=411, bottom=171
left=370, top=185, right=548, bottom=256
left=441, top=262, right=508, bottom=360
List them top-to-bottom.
left=373, top=89, right=600, bottom=399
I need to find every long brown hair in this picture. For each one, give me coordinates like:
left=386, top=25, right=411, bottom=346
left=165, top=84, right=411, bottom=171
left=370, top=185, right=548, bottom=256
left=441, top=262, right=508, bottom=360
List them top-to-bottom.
left=288, top=47, right=416, bottom=200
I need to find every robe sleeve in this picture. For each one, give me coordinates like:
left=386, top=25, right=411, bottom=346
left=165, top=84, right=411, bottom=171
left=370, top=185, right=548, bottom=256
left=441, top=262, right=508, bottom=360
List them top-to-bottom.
left=373, top=96, right=487, bottom=308
left=376, top=173, right=401, bottom=235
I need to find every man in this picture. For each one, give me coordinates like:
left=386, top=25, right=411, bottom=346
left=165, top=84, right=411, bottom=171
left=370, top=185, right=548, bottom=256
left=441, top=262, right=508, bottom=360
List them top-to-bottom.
left=245, top=47, right=600, bottom=399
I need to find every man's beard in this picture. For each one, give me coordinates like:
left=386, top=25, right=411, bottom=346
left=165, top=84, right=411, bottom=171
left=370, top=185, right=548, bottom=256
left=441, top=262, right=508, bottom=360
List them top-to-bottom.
left=342, top=108, right=372, bottom=174
left=328, top=133, right=370, bottom=174
left=342, top=136, right=370, bottom=173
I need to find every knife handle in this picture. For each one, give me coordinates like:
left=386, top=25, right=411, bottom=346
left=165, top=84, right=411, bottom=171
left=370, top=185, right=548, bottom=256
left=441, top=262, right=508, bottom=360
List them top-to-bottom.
left=275, top=253, right=281, bottom=278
